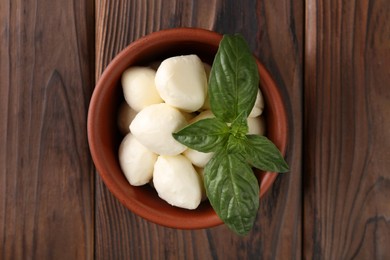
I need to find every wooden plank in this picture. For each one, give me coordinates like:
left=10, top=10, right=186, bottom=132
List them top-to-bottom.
left=0, top=0, right=95, bottom=259
left=94, top=0, right=302, bottom=258
left=304, top=0, right=390, bottom=258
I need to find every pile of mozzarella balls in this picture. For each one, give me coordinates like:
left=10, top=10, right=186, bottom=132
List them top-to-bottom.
left=117, top=54, right=265, bottom=210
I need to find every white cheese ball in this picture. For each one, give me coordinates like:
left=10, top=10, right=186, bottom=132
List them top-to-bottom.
left=155, top=55, right=207, bottom=112
left=203, top=62, right=211, bottom=79
left=122, top=66, right=163, bottom=111
left=249, top=89, right=264, bottom=117
left=201, top=95, right=211, bottom=111
left=117, top=102, right=137, bottom=135
left=129, top=103, right=187, bottom=155
left=183, top=110, right=215, bottom=167
left=247, top=116, right=266, bottom=136
left=119, top=133, right=158, bottom=186
left=183, top=149, right=214, bottom=168
left=153, top=155, right=202, bottom=209
left=195, top=167, right=208, bottom=202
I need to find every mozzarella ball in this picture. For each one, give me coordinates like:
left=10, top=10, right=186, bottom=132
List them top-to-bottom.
left=155, top=55, right=207, bottom=112
left=203, top=62, right=212, bottom=79
left=122, top=66, right=163, bottom=111
left=249, top=89, right=264, bottom=117
left=201, top=93, right=211, bottom=111
left=117, top=102, right=137, bottom=135
left=129, top=103, right=187, bottom=155
left=183, top=110, right=215, bottom=167
left=247, top=116, right=266, bottom=136
left=119, top=133, right=158, bottom=186
left=183, top=149, right=214, bottom=168
left=153, top=155, right=202, bottom=209
left=195, top=167, right=208, bottom=201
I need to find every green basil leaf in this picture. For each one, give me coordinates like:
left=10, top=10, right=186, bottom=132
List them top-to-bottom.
left=172, top=34, right=289, bottom=236
left=209, top=34, right=259, bottom=123
left=229, top=111, right=248, bottom=138
left=173, top=118, right=229, bottom=153
left=226, top=135, right=247, bottom=154
left=244, top=135, right=289, bottom=172
left=204, top=151, right=259, bottom=235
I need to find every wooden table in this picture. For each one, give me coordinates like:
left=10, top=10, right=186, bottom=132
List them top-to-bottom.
left=1, top=0, right=389, bottom=259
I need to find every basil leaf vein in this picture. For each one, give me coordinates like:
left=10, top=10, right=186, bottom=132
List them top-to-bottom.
left=209, top=34, right=259, bottom=123
left=173, top=118, right=229, bottom=153
left=244, top=135, right=289, bottom=172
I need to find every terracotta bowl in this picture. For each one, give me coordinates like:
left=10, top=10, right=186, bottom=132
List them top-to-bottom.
left=88, top=28, right=288, bottom=229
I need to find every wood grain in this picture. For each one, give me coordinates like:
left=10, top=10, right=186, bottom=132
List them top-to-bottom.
left=0, top=0, right=95, bottom=259
left=2, top=0, right=387, bottom=258
left=94, top=0, right=302, bottom=259
left=304, top=0, right=390, bottom=258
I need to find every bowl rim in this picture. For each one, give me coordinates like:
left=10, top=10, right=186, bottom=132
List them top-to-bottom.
left=88, top=27, right=288, bottom=229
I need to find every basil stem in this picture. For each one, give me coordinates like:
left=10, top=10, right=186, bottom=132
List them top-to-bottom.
left=173, top=34, right=289, bottom=235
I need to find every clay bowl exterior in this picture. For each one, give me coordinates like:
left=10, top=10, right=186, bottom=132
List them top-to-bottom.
left=87, top=28, right=288, bottom=229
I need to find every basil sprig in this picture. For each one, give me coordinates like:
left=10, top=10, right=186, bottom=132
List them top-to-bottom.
left=173, top=34, right=289, bottom=235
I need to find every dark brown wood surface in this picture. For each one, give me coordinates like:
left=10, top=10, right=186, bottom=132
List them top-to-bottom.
left=0, top=0, right=388, bottom=259
left=0, top=0, right=95, bottom=259
left=304, top=0, right=390, bottom=258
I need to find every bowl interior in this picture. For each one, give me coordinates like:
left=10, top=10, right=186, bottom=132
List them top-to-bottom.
left=88, top=28, right=287, bottom=229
